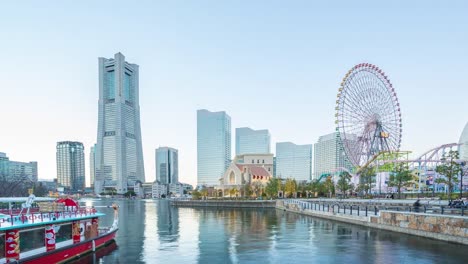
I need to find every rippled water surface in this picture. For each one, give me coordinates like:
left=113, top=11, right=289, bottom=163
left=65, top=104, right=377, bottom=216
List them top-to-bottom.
left=80, top=199, right=467, bottom=264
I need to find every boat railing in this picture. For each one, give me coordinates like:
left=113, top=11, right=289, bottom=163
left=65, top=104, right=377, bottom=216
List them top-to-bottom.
left=0, top=207, right=98, bottom=228
left=0, top=208, right=41, bottom=215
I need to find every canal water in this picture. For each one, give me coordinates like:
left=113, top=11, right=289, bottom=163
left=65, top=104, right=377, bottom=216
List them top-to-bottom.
left=80, top=199, right=467, bottom=264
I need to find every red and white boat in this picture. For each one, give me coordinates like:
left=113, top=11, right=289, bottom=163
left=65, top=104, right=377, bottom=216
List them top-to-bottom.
left=0, top=195, right=118, bottom=263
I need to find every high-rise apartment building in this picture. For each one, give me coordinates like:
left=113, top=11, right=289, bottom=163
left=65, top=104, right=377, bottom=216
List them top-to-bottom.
left=95, top=52, right=145, bottom=194
left=197, top=109, right=231, bottom=186
left=459, top=122, right=468, bottom=161
left=235, top=127, right=271, bottom=155
left=313, top=132, right=353, bottom=181
left=56, top=141, right=85, bottom=191
left=276, top=142, right=312, bottom=181
left=90, top=144, right=96, bottom=188
left=156, top=147, right=179, bottom=185
left=0, top=152, right=38, bottom=182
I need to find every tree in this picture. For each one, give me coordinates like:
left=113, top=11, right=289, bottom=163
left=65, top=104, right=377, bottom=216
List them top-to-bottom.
left=435, top=150, right=462, bottom=200
left=388, top=163, right=413, bottom=199
left=358, top=167, right=375, bottom=196
left=336, top=172, right=352, bottom=198
left=0, top=176, right=32, bottom=197
left=324, top=176, right=335, bottom=198
left=265, top=178, right=279, bottom=198
left=284, top=178, right=297, bottom=198
left=251, top=181, right=263, bottom=198
left=33, top=182, right=48, bottom=197
left=200, top=188, right=208, bottom=199
left=229, top=188, right=236, bottom=198
left=124, top=190, right=136, bottom=198
left=191, top=190, right=201, bottom=200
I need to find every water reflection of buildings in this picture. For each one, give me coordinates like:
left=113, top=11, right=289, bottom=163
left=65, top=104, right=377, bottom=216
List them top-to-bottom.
left=156, top=199, right=180, bottom=243
left=103, top=200, right=146, bottom=264
left=196, top=209, right=277, bottom=263
left=197, top=209, right=232, bottom=263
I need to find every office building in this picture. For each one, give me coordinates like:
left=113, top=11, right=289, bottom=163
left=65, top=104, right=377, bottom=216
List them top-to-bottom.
left=95, top=52, right=145, bottom=194
left=197, top=109, right=231, bottom=186
left=235, top=127, right=271, bottom=155
left=313, top=132, right=353, bottom=181
left=56, top=141, right=85, bottom=191
left=276, top=142, right=312, bottom=181
left=90, top=144, right=96, bottom=188
left=156, top=147, right=178, bottom=185
left=0, top=152, right=38, bottom=182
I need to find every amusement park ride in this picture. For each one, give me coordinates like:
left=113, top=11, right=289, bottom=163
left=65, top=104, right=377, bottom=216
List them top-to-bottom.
left=332, top=63, right=467, bottom=193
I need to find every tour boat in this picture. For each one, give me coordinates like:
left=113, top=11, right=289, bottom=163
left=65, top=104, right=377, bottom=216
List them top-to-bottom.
left=0, top=195, right=118, bottom=263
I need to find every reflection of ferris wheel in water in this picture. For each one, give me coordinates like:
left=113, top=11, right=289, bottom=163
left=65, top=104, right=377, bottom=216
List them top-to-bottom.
left=336, top=63, right=402, bottom=167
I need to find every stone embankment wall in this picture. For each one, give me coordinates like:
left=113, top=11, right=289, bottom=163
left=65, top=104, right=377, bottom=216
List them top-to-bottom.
left=171, top=200, right=276, bottom=208
left=277, top=200, right=468, bottom=245
left=370, top=211, right=468, bottom=244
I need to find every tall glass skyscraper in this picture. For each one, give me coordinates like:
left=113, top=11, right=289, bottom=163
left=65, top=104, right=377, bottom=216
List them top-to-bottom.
left=95, top=53, right=145, bottom=194
left=197, top=109, right=231, bottom=186
left=235, top=127, right=271, bottom=155
left=313, top=132, right=353, bottom=181
left=56, top=141, right=85, bottom=191
left=276, top=142, right=312, bottom=181
left=89, top=144, right=96, bottom=188
left=156, top=147, right=179, bottom=184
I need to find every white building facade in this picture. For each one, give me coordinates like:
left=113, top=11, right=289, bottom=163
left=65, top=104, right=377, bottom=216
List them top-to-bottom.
left=313, top=132, right=353, bottom=181
left=276, top=142, right=312, bottom=181
left=218, top=154, right=273, bottom=195
left=152, top=181, right=167, bottom=198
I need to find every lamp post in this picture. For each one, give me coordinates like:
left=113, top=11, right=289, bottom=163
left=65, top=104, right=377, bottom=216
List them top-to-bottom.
left=460, top=161, right=466, bottom=199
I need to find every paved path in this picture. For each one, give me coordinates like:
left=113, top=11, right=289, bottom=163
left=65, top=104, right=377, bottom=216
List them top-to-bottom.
left=299, top=198, right=449, bottom=205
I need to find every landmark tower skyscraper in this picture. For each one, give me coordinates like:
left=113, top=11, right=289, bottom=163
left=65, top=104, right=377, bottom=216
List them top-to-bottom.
left=95, top=52, right=145, bottom=194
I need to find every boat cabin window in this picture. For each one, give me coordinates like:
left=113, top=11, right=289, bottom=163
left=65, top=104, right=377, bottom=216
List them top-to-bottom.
left=56, top=223, right=72, bottom=243
left=20, top=228, right=45, bottom=253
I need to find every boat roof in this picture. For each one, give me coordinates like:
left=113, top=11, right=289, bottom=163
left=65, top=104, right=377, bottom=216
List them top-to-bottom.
left=0, top=197, right=55, bottom=203
left=0, top=211, right=105, bottom=231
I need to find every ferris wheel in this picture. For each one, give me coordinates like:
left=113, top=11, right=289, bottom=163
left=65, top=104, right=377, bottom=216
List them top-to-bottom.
left=335, top=63, right=402, bottom=167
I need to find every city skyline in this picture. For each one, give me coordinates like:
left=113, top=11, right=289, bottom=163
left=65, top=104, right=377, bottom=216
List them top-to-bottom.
left=1, top=1, right=467, bottom=187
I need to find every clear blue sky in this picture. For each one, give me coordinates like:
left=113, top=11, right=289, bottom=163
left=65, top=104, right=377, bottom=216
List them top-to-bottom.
left=1, top=1, right=467, bottom=187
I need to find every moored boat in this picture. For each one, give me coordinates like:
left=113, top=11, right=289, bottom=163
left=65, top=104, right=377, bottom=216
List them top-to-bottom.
left=0, top=195, right=118, bottom=263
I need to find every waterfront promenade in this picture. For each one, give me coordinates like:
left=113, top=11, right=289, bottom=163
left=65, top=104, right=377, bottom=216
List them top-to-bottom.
left=278, top=199, right=468, bottom=245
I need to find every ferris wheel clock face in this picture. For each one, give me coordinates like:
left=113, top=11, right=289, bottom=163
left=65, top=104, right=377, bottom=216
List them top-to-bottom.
left=335, top=63, right=402, bottom=167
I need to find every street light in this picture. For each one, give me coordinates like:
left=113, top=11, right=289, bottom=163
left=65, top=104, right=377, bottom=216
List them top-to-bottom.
left=460, top=161, right=466, bottom=199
